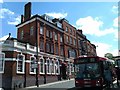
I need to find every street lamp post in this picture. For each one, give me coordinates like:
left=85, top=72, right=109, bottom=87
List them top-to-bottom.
left=35, top=16, right=39, bottom=87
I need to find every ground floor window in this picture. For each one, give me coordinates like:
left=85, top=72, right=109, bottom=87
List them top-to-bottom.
left=0, top=53, right=5, bottom=73
left=17, top=54, right=25, bottom=73
left=30, top=56, right=36, bottom=74
left=40, top=58, right=44, bottom=74
left=46, top=58, right=50, bottom=74
left=51, top=59, right=55, bottom=74
left=55, top=60, right=59, bottom=74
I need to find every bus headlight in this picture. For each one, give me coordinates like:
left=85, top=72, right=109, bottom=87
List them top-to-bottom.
left=96, top=80, right=100, bottom=86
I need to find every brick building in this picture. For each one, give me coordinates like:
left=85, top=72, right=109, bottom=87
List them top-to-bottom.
left=0, top=2, right=97, bottom=89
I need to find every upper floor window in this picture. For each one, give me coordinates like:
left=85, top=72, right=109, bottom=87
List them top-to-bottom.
left=30, top=26, right=34, bottom=36
left=40, top=26, right=44, bottom=35
left=66, top=26, right=68, bottom=32
left=70, top=28, right=72, bottom=34
left=21, top=30, right=24, bottom=40
left=46, top=30, right=49, bottom=37
left=50, top=31, right=53, bottom=39
left=54, top=32, right=58, bottom=41
left=60, top=35, right=63, bottom=42
left=66, top=36, right=69, bottom=43
left=70, top=37, right=72, bottom=44
left=73, top=39, right=76, bottom=45
left=40, top=40, right=44, bottom=51
left=46, top=43, right=50, bottom=52
left=50, top=44, right=54, bottom=53
left=55, top=44, right=58, bottom=55
left=60, top=46, right=64, bottom=56
left=0, top=53, right=5, bottom=73
left=17, top=54, right=25, bottom=73
left=30, top=56, right=36, bottom=74
left=40, top=58, right=44, bottom=74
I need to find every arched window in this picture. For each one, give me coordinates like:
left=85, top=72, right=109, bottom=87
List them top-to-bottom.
left=0, top=53, right=5, bottom=73
left=17, top=54, right=25, bottom=73
left=30, top=56, right=36, bottom=74
left=40, top=58, right=44, bottom=74
left=46, top=58, right=50, bottom=74
left=51, top=59, right=55, bottom=74
left=55, top=60, right=59, bottom=75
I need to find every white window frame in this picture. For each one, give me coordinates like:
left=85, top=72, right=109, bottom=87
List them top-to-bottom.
left=40, top=26, right=44, bottom=35
left=55, top=32, right=58, bottom=40
left=60, top=35, right=63, bottom=42
left=0, top=53, right=5, bottom=73
left=16, top=54, right=25, bottom=74
left=30, top=56, right=36, bottom=74
left=39, top=58, right=45, bottom=74
left=46, top=58, right=51, bottom=74
left=51, top=59, right=55, bottom=74
left=55, top=60, right=60, bottom=75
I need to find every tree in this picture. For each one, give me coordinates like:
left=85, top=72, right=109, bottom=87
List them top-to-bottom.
left=104, top=53, right=114, bottom=59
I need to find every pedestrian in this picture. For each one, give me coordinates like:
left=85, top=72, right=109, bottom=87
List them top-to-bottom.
left=115, top=66, right=120, bottom=86
left=104, top=67, right=114, bottom=88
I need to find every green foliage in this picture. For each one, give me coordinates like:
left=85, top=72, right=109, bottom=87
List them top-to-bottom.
left=104, top=53, right=114, bottom=59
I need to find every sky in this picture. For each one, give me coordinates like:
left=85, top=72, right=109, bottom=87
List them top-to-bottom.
left=0, top=1, right=119, bottom=57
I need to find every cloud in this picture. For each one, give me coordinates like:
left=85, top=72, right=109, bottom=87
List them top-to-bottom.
left=0, top=0, right=3, bottom=3
left=112, top=5, right=118, bottom=14
left=0, top=8, right=20, bottom=25
left=0, top=8, right=14, bottom=18
left=45, top=12, right=67, bottom=19
left=8, top=16, right=21, bottom=25
left=76, top=16, right=116, bottom=37
left=0, top=35, right=9, bottom=41
left=92, top=41, right=118, bottom=57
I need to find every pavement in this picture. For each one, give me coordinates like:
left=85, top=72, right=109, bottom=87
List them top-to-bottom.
left=19, top=78, right=120, bottom=90
left=20, top=79, right=75, bottom=90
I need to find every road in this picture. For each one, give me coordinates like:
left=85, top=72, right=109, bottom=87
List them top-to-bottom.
left=19, top=79, right=120, bottom=90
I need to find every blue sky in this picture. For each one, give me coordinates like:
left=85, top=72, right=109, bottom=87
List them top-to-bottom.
left=0, top=2, right=119, bottom=57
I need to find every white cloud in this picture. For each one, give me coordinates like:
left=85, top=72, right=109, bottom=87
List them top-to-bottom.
left=0, top=0, right=3, bottom=3
left=111, top=5, right=118, bottom=14
left=0, top=8, right=14, bottom=18
left=0, top=8, right=20, bottom=25
left=45, top=12, right=67, bottom=19
left=8, top=16, right=21, bottom=25
left=76, top=16, right=116, bottom=37
left=113, top=16, right=120, bottom=28
left=0, top=35, right=9, bottom=41
left=92, top=41, right=118, bottom=57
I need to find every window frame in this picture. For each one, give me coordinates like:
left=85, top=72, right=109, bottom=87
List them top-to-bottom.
left=40, top=25, right=44, bottom=35
left=0, top=53, right=5, bottom=73
left=16, top=54, right=25, bottom=74
left=30, top=56, right=36, bottom=74
left=39, top=58, right=45, bottom=74
left=46, top=58, right=51, bottom=74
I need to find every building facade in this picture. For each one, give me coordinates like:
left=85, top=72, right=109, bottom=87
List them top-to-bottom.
left=0, top=2, right=97, bottom=89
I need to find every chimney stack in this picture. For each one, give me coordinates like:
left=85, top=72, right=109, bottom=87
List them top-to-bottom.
left=24, top=2, right=31, bottom=21
left=21, top=15, right=24, bottom=22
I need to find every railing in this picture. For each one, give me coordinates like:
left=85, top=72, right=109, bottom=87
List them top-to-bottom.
left=15, top=42, right=26, bottom=49
left=27, top=43, right=36, bottom=52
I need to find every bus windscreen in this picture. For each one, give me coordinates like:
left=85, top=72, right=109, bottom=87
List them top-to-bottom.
left=75, top=63, right=100, bottom=79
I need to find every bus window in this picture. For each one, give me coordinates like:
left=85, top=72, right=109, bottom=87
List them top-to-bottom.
left=75, top=63, right=100, bottom=79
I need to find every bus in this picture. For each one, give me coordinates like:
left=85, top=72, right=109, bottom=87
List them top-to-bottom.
left=74, top=56, right=115, bottom=89
left=115, top=59, right=120, bottom=67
